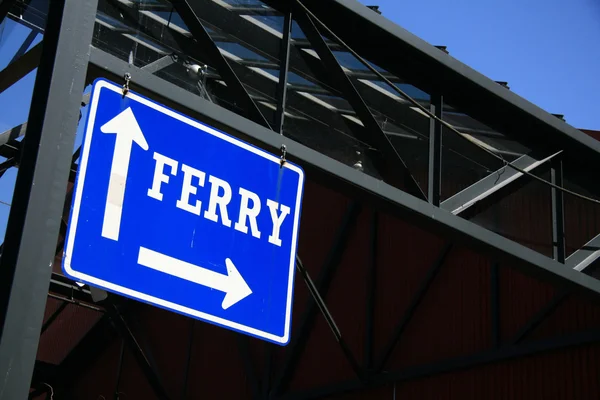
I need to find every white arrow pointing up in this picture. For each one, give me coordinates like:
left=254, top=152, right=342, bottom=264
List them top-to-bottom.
left=100, top=107, right=149, bottom=241
left=137, top=246, right=253, bottom=309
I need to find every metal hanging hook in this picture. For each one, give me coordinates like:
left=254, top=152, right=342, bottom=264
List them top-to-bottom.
left=122, top=73, right=131, bottom=97
left=280, top=144, right=287, bottom=168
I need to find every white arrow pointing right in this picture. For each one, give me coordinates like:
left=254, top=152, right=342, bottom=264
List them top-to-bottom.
left=137, top=247, right=253, bottom=309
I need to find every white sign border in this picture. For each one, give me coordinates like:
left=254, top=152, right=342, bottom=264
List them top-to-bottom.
left=63, top=78, right=304, bottom=345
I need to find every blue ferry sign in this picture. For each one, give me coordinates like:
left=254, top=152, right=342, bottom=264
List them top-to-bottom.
left=63, top=78, right=304, bottom=345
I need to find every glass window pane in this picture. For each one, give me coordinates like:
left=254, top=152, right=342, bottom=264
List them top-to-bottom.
left=3, top=0, right=48, bottom=32
left=94, top=0, right=254, bottom=116
left=197, top=0, right=284, bottom=127
left=281, top=24, right=385, bottom=179
left=330, top=40, right=432, bottom=194
left=441, top=105, right=531, bottom=201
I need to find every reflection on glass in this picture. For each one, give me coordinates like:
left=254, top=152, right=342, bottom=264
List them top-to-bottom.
left=3, top=0, right=49, bottom=32
left=89, top=0, right=535, bottom=200
left=94, top=0, right=290, bottom=117
left=198, top=0, right=284, bottom=126
left=0, top=1, right=50, bottom=243
left=280, top=24, right=384, bottom=178
left=330, top=44, right=431, bottom=193
left=441, top=104, right=530, bottom=201
left=443, top=108, right=530, bottom=162
left=441, top=124, right=504, bottom=201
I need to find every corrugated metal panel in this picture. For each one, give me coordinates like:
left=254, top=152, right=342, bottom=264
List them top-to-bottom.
left=43, top=175, right=600, bottom=399
left=373, top=213, right=445, bottom=365
left=389, top=246, right=491, bottom=369
left=499, top=267, right=555, bottom=343
left=531, top=293, right=600, bottom=341
left=36, top=302, right=103, bottom=364
left=72, top=338, right=156, bottom=399
left=385, top=343, right=600, bottom=400
left=323, top=344, right=600, bottom=399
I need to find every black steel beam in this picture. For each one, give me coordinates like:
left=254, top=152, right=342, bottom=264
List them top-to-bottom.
left=0, top=0, right=97, bottom=398
left=171, top=0, right=272, bottom=129
left=293, top=5, right=426, bottom=200
left=275, top=8, right=292, bottom=134
left=0, top=41, right=41, bottom=94
left=86, top=48, right=600, bottom=304
left=428, top=93, right=442, bottom=205
left=0, top=123, right=27, bottom=146
left=0, top=137, right=21, bottom=160
left=440, top=151, right=561, bottom=215
left=551, top=157, right=566, bottom=263
left=0, top=158, right=15, bottom=180
left=271, top=201, right=361, bottom=397
left=375, top=243, right=453, bottom=372
left=279, top=328, right=600, bottom=400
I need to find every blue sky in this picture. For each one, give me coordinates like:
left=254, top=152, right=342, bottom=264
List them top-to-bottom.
left=358, top=0, right=600, bottom=130
left=0, top=1, right=598, bottom=238
left=0, top=19, right=89, bottom=240
left=0, top=20, right=40, bottom=240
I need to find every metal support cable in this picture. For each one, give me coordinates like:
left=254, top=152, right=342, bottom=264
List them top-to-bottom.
left=171, top=0, right=273, bottom=130
left=295, top=0, right=600, bottom=206
left=293, top=3, right=427, bottom=200
left=272, top=202, right=361, bottom=396
left=295, top=255, right=364, bottom=381
left=109, top=305, right=170, bottom=400
left=180, top=320, right=194, bottom=400
left=114, top=339, right=125, bottom=400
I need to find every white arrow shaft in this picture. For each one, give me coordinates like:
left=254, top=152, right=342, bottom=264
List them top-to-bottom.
left=101, top=137, right=134, bottom=241
left=138, top=246, right=230, bottom=293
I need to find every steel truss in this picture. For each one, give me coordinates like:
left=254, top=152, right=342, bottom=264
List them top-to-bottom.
left=0, top=0, right=600, bottom=398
